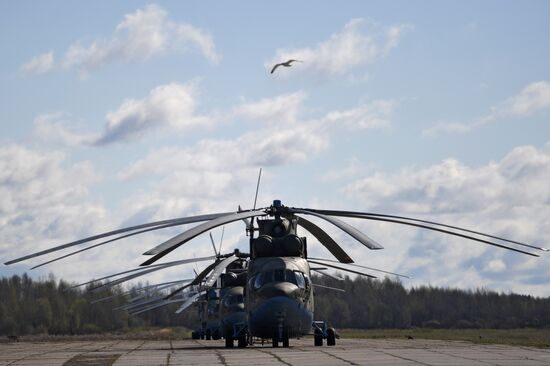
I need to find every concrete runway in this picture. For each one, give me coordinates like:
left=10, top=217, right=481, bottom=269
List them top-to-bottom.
left=1, top=338, right=550, bottom=366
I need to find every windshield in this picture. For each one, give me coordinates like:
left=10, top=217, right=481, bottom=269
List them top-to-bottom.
left=252, top=270, right=308, bottom=289
left=222, top=294, right=244, bottom=307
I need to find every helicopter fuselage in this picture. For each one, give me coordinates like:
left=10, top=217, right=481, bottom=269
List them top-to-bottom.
left=246, top=256, right=313, bottom=339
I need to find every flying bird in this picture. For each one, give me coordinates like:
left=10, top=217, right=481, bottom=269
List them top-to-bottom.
left=270, top=59, right=303, bottom=74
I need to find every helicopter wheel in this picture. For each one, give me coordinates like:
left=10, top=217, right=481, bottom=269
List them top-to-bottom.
left=327, top=328, right=336, bottom=346
left=205, top=329, right=211, bottom=341
left=314, top=329, right=323, bottom=347
left=282, top=334, right=289, bottom=348
left=238, top=335, right=247, bottom=348
left=272, top=335, right=279, bottom=348
left=225, top=336, right=234, bottom=348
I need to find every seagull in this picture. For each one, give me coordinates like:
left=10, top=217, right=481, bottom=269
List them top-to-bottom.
left=270, top=59, right=303, bottom=74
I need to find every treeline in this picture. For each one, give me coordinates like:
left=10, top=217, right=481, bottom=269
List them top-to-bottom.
left=0, top=274, right=197, bottom=336
left=1, top=274, right=549, bottom=335
left=313, top=275, right=550, bottom=329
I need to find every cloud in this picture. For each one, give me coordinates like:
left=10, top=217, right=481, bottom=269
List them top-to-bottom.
left=40, top=4, right=220, bottom=76
left=267, top=18, right=412, bottom=76
left=20, top=51, right=54, bottom=75
left=424, top=81, right=550, bottom=136
left=33, top=82, right=211, bottom=146
left=96, top=82, right=210, bottom=145
left=233, top=91, right=307, bottom=124
left=120, top=93, right=394, bottom=179
left=321, top=99, right=394, bottom=129
left=32, top=113, right=97, bottom=146
left=119, top=123, right=329, bottom=180
left=340, top=142, right=550, bottom=295
left=0, top=144, right=104, bottom=263
left=485, top=259, right=506, bottom=273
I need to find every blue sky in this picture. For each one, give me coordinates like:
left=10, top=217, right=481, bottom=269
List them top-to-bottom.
left=1, top=1, right=549, bottom=295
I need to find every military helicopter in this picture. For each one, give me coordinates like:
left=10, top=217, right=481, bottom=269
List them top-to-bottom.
left=4, top=188, right=547, bottom=347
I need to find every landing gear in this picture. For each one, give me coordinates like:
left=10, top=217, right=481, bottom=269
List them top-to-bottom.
left=313, top=321, right=337, bottom=347
left=327, top=327, right=336, bottom=346
left=314, top=328, right=323, bottom=347
left=205, top=329, right=211, bottom=340
left=212, top=329, right=221, bottom=340
left=225, top=330, right=234, bottom=348
left=191, top=331, right=200, bottom=340
left=282, top=334, right=290, bottom=348
left=238, top=335, right=247, bottom=348
left=272, top=336, right=279, bottom=348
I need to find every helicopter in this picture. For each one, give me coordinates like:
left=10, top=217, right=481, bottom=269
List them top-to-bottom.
left=4, top=192, right=547, bottom=347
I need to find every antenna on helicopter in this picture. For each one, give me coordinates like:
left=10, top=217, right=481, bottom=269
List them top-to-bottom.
left=249, top=168, right=262, bottom=252
left=253, top=168, right=262, bottom=211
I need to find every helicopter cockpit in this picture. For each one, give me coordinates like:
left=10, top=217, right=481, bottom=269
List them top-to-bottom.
left=250, top=269, right=309, bottom=290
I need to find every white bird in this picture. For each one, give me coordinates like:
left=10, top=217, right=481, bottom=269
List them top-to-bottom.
left=270, top=59, right=303, bottom=74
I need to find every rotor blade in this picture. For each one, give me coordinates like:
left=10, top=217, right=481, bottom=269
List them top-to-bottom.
left=238, top=205, right=252, bottom=229
left=289, top=208, right=383, bottom=250
left=305, top=208, right=548, bottom=253
left=141, top=209, right=267, bottom=266
left=307, top=211, right=539, bottom=257
left=4, top=212, right=232, bottom=265
left=296, top=216, right=354, bottom=263
left=31, top=222, right=192, bottom=269
left=219, top=226, right=225, bottom=254
left=209, top=232, right=219, bottom=256
left=202, top=255, right=239, bottom=288
left=70, top=256, right=215, bottom=289
left=88, top=257, right=210, bottom=293
left=309, top=257, right=411, bottom=279
left=308, top=259, right=377, bottom=279
left=164, top=260, right=220, bottom=300
left=89, top=266, right=170, bottom=293
left=311, top=269, right=344, bottom=281
left=131, top=279, right=191, bottom=294
left=126, top=280, right=193, bottom=303
left=312, top=283, right=346, bottom=292
left=175, top=292, right=202, bottom=314
left=90, top=293, right=121, bottom=304
left=118, top=295, right=165, bottom=311
left=129, top=298, right=186, bottom=316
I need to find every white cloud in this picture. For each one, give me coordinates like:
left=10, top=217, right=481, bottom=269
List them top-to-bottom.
left=59, top=4, right=219, bottom=76
left=267, top=18, right=411, bottom=76
left=20, top=51, right=54, bottom=75
left=424, top=81, right=550, bottom=136
left=499, top=81, right=550, bottom=117
left=33, top=82, right=211, bottom=146
left=96, top=82, right=210, bottom=145
left=233, top=91, right=307, bottom=124
left=120, top=93, right=394, bottom=179
left=322, top=99, right=394, bottom=129
left=32, top=113, right=97, bottom=146
left=119, top=123, right=329, bottom=180
left=340, top=143, right=550, bottom=295
left=0, top=144, right=105, bottom=266
left=485, top=259, right=506, bottom=273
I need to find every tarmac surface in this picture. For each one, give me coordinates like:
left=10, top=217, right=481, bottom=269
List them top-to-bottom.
left=1, top=338, right=550, bottom=366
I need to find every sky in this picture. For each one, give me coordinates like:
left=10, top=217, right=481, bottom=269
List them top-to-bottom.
left=1, top=1, right=549, bottom=296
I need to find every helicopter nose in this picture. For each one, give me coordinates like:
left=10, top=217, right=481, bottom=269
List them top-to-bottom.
left=258, top=282, right=299, bottom=298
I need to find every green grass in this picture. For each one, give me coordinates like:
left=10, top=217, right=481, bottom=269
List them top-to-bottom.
left=339, top=328, right=550, bottom=348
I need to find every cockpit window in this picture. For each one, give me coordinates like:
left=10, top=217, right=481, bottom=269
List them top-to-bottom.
left=252, top=269, right=307, bottom=289
left=274, top=269, right=284, bottom=282
left=294, top=271, right=305, bottom=289
left=223, top=294, right=244, bottom=307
